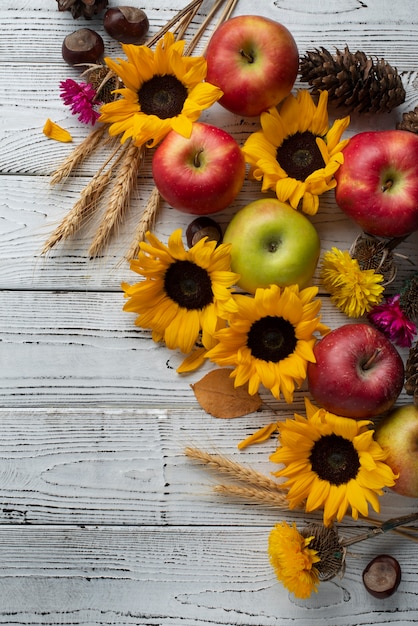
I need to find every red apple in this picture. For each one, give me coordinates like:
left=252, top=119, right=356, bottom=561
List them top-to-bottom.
left=205, top=15, right=299, bottom=117
left=151, top=122, right=246, bottom=215
left=335, top=130, right=418, bottom=237
left=222, top=198, right=320, bottom=293
left=307, top=323, right=404, bottom=418
left=375, top=404, right=418, bottom=497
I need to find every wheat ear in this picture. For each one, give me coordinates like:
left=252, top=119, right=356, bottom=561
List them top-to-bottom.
left=50, top=125, right=107, bottom=185
left=88, top=141, right=145, bottom=258
left=42, top=169, right=113, bottom=254
left=125, top=186, right=161, bottom=260
left=184, top=447, right=285, bottom=493
left=213, top=484, right=290, bottom=509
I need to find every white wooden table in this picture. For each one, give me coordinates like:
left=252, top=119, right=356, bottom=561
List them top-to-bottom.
left=2, top=0, right=418, bottom=623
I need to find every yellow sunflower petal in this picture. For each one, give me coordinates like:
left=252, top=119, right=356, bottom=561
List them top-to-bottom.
left=43, top=119, right=72, bottom=143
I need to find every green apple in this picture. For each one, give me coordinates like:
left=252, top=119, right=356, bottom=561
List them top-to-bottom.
left=223, top=198, right=320, bottom=293
left=375, top=404, right=418, bottom=497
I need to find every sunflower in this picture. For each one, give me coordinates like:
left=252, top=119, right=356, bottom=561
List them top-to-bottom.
left=99, top=31, right=223, bottom=147
left=241, top=90, right=350, bottom=215
left=121, top=229, right=239, bottom=370
left=321, top=247, right=384, bottom=317
left=205, top=284, right=328, bottom=403
left=270, top=398, right=398, bottom=526
left=268, top=521, right=321, bottom=599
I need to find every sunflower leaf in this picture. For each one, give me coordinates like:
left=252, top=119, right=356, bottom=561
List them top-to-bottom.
left=191, top=368, right=262, bottom=418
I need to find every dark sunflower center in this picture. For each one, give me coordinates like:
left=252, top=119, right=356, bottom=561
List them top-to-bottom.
left=138, top=74, right=188, bottom=119
left=276, top=131, right=326, bottom=181
left=164, top=260, right=213, bottom=310
left=246, top=316, right=297, bottom=362
left=310, top=434, right=360, bottom=486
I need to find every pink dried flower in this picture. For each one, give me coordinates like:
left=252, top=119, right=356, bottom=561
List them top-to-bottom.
left=59, top=78, right=101, bottom=125
left=368, top=294, right=417, bottom=347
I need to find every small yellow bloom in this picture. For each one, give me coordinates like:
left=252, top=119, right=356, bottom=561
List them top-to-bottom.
left=99, top=31, right=223, bottom=147
left=242, top=90, right=350, bottom=215
left=43, top=119, right=72, bottom=143
left=321, top=247, right=384, bottom=317
left=270, top=398, right=398, bottom=526
left=268, top=521, right=321, bottom=599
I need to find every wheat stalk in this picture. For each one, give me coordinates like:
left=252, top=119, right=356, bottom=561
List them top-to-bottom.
left=145, top=0, right=206, bottom=48
left=185, top=0, right=239, bottom=55
left=50, top=124, right=107, bottom=185
left=88, top=141, right=145, bottom=258
left=42, top=142, right=124, bottom=253
left=42, top=169, right=113, bottom=254
left=125, top=186, right=161, bottom=260
left=184, top=446, right=285, bottom=493
left=213, top=484, right=290, bottom=509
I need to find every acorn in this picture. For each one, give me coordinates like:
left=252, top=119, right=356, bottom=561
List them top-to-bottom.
left=103, top=7, right=149, bottom=44
left=62, top=28, right=104, bottom=66
left=186, top=217, right=223, bottom=248
left=362, top=554, right=401, bottom=598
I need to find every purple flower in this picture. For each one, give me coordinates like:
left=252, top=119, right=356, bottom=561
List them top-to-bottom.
left=59, top=79, right=101, bottom=125
left=368, top=294, right=417, bottom=347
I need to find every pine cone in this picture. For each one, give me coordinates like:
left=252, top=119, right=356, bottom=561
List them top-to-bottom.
left=56, top=0, right=108, bottom=19
left=299, top=46, right=405, bottom=113
left=397, top=105, right=418, bottom=134
left=405, top=341, right=418, bottom=405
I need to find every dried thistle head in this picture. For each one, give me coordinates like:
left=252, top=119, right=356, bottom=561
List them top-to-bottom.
left=80, top=64, right=122, bottom=104
left=349, top=233, right=397, bottom=285
left=301, top=523, right=345, bottom=581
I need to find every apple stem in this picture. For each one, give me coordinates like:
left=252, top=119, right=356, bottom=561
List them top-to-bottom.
left=239, top=48, right=255, bottom=63
left=194, top=148, right=204, bottom=168
left=381, top=179, right=393, bottom=192
left=362, top=348, right=381, bottom=370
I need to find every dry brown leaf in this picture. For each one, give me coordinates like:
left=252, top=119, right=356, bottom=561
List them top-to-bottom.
left=191, top=368, right=262, bottom=418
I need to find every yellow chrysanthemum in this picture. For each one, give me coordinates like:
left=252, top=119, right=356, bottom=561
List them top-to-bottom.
left=99, top=31, right=223, bottom=147
left=241, top=90, right=350, bottom=215
left=121, top=229, right=239, bottom=371
left=321, top=247, right=384, bottom=317
left=205, top=284, right=329, bottom=403
left=270, top=398, right=398, bottom=526
left=268, top=521, right=321, bottom=599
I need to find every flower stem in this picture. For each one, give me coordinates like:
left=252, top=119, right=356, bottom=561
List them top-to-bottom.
left=341, top=511, right=418, bottom=547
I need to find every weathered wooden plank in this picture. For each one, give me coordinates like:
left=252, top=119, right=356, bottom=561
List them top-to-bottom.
left=1, top=174, right=418, bottom=291
left=0, top=289, right=413, bottom=407
left=0, top=406, right=414, bottom=526
left=0, top=524, right=417, bottom=625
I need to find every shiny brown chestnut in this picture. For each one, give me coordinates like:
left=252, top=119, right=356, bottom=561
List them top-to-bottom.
left=103, top=7, right=149, bottom=44
left=62, top=28, right=104, bottom=66
left=186, top=217, right=223, bottom=248
left=362, top=554, right=401, bottom=598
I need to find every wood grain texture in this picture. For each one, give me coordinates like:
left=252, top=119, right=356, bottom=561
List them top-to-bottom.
left=2, top=0, right=418, bottom=622
left=0, top=290, right=413, bottom=407
left=0, top=406, right=415, bottom=526
left=0, top=525, right=417, bottom=626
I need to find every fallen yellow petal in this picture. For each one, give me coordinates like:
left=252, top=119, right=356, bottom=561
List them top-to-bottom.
left=43, top=119, right=72, bottom=143
left=238, top=422, right=279, bottom=450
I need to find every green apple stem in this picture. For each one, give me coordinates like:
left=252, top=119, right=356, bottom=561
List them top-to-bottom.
left=239, top=48, right=255, bottom=63
left=194, top=148, right=204, bottom=168
left=381, top=179, right=393, bottom=192
left=362, top=348, right=381, bottom=370
left=341, top=511, right=418, bottom=547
